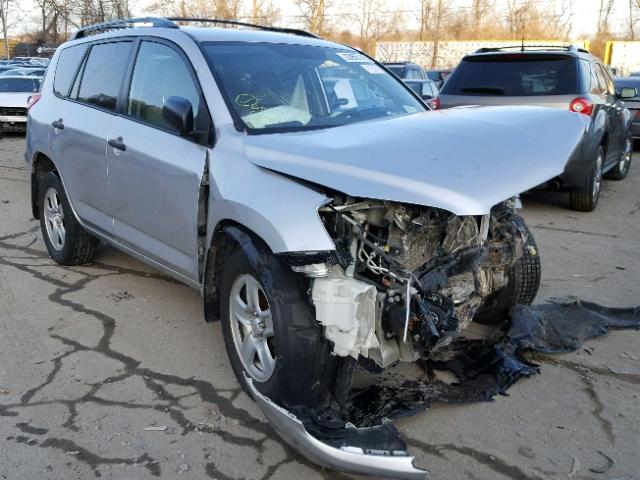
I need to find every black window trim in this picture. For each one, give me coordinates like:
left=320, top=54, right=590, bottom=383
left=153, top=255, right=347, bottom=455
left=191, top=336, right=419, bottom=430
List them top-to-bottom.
left=119, top=35, right=214, bottom=146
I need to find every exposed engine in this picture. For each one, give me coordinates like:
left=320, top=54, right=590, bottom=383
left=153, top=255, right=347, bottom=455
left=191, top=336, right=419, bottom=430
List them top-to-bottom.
left=312, top=195, right=531, bottom=366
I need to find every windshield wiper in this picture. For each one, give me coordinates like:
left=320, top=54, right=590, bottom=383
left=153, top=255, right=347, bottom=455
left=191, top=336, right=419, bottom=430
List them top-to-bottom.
left=460, top=86, right=505, bottom=95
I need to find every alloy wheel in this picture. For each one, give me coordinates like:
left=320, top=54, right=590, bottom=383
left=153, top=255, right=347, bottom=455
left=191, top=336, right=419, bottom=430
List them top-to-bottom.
left=592, top=153, right=603, bottom=201
left=43, top=187, right=66, bottom=251
left=229, top=274, right=275, bottom=382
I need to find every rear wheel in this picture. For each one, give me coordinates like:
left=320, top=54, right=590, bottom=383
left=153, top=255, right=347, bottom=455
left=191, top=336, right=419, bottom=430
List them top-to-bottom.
left=604, top=133, right=632, bottom=180
left=569, top=146, right=603, bottom=212
left=39, top=172, right=98, bottom=265
left=474, top=224, right=541, bottom=325
left=219, top=243, right=337, bottom=409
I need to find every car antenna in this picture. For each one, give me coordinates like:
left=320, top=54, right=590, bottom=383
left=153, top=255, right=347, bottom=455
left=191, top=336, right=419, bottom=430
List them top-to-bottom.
left=520, top=16, right=525, bottom=51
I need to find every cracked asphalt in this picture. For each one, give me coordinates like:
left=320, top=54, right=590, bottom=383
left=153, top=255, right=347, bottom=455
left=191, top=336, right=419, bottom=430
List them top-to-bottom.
left=1, top=134, right=639, bottom=480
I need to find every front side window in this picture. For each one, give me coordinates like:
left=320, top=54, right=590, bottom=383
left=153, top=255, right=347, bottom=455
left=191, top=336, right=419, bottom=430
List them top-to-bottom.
left=76, top=41, right=132, bottom=111
left=127, top=41, right=201, bottom=130
left=202, top=42, right=424, bottom=133
left=54, top=44, right=87, bottom=97
left=442, top=54, right=578, bottom=96
left=0, top=77, right=40, bottom=92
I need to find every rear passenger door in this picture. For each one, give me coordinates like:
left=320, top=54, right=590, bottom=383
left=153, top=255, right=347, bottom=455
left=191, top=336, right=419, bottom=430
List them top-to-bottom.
left=107, top=39, right=209, bottom=283
left=50, top=40, right=133, bottom=234
left=593, top=62, right=623, bottom=162
left=597, top=63, right=625, bottom=160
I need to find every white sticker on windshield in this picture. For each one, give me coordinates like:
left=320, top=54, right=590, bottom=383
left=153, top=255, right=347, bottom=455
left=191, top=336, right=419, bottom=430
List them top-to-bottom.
left=336, top=52, right=372, bottom=63
left=361, top=64, right=384, bottom=74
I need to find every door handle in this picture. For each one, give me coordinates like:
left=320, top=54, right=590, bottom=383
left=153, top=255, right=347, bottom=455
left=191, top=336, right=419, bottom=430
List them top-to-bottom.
left=51, top=119, right=64, bottom=130
left=108, top=137, right=126, bottom=152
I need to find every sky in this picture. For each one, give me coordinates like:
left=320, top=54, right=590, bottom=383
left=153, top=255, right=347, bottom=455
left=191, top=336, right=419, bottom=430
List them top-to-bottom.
left=7, top=0, right=636, bottom=40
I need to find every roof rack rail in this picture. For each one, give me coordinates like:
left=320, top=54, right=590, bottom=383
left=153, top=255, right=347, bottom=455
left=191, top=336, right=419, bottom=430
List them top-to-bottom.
left=70, top=16, right=319, bottom=41
left=70, top=17, right=177, bottom=40
left=167, top=17, right=319, bottom=39
left=475, top=44, right=588, bottom=54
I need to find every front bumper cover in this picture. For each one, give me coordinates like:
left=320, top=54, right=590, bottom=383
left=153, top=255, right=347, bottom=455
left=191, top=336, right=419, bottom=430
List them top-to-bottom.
left=245, top=376, right=428, bottom=479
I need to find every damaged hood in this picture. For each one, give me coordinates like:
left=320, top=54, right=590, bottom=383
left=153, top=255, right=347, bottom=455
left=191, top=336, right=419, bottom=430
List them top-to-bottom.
left=243, top=106, right=589, bottom=215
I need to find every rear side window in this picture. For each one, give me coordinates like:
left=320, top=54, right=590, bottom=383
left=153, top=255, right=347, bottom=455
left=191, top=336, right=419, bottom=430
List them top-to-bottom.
left=76, top=41, right=132, bottom=111
left=126, top=41, right=200, bottom=131
left=53, top=44, right=87, bottom=97
left=441, top=54, right=578, bottom=96
left=578, top=59, right=591, bottom=93
left=591, top=63, right=608, bottom=94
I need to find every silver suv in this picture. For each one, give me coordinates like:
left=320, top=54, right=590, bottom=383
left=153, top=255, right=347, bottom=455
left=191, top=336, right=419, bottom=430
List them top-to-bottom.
left=26, top=18, right=588, bottom=479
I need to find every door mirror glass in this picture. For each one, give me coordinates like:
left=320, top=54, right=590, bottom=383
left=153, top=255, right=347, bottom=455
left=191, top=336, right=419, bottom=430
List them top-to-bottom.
left=619, top=87, right=637, bottom=99
left=162, top=96, right=194, bottom=136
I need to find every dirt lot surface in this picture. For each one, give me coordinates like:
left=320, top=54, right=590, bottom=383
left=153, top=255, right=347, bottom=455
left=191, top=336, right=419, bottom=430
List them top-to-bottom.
left=1, top=135, right=639, bottom=480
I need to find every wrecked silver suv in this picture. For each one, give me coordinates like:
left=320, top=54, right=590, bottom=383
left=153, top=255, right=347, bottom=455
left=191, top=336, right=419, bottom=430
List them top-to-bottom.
left=26, top=18, right=588, bottom=479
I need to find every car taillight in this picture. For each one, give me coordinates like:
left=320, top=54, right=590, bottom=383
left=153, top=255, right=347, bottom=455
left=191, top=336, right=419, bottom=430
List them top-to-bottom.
left=27, top=93, right=42, bottom=109
left=430, top=97, right=441, bottom=110
left=569, top=97, right=593, bottom=116
left=635, top=109, right=640, bottom=118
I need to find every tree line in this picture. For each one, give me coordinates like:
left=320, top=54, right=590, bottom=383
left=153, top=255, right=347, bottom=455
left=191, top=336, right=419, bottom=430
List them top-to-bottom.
left=3, top=0, right=640, bottom=58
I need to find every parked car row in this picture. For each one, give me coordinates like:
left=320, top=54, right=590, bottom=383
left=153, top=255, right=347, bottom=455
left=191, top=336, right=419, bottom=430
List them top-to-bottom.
left=0, top=57, right=46, bottom=134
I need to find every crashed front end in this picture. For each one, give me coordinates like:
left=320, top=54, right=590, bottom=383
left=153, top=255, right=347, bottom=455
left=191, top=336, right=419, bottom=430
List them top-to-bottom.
left=248, top=195, right=534, bottom=479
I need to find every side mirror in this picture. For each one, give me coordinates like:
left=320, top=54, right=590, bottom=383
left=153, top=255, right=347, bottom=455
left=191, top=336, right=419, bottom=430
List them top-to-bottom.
left=619, top=87, right=637, bottom=100
left=162, top=96, right=194, bottom=136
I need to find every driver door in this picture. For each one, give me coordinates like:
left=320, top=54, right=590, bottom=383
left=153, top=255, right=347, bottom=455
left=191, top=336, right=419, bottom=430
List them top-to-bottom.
left=106, top=39, right=209, bottom=283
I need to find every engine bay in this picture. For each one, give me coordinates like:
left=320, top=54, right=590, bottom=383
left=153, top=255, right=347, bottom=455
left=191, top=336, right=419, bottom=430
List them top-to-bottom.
left=312, top=195, right=532, bottom=366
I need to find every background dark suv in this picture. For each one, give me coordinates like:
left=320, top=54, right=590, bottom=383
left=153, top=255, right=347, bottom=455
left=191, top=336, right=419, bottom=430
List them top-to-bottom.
left=440, top=45, right=636, bottom=211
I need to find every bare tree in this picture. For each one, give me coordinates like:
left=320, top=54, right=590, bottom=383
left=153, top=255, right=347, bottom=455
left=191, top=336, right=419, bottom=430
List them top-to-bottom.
left=249, top=0, right=280, bottom=26
left=295, top=0, right=330, bottom=35
left=416, top=0, right=433, bottom=41
left=429, top=0, right=445, bottom=68
left=597, top=0, right=615, bottom=35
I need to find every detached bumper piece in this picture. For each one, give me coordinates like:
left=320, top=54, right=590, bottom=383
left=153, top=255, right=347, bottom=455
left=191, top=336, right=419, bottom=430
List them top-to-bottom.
left=246, top=377, right=428, bottom=479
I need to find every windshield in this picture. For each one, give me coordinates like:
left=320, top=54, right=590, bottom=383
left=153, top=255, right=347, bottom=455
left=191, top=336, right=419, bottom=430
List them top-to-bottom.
left=201, top=42, right=424, bottom=133
left=441, top=54, right=578, bottom=96
left=0, top=77, right=40, bottom=92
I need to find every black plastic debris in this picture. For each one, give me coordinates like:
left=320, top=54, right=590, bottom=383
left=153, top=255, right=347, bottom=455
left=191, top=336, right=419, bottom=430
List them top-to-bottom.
left=347, top=299, right=640, bottom=427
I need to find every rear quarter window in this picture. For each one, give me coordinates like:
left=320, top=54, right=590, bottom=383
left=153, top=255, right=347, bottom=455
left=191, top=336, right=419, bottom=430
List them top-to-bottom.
left=75, top=41, right=133, bottom=112
left=53, top=44, right=88, bottom=97
left=441, top=54, right=578, bottom=96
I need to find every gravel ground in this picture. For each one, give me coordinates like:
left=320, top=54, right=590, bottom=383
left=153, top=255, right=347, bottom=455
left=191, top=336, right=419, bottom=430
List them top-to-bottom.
left=0, top=134, right=639, bottom=480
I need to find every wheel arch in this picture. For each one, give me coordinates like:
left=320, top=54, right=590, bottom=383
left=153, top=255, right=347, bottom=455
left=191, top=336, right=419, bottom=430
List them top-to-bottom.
left=31, top=152, right=59, bottom=220
left=203, top=220, right=274, bottom=323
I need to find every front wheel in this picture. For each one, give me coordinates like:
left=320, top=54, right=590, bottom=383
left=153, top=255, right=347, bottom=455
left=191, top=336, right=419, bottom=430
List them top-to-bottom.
left=604, top=133, right=632, bottom=180
left=569, top=146, right=604, bottom=212
left=474, top=224, right=541, bottom=325
left=219, top=243, right=337, bottom=409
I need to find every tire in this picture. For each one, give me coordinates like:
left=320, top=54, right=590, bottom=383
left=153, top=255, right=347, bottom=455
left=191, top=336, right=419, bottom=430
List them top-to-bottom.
left=604, top=133, right=632, bottom=180
left=569, top=146, right=604, bottom=212
left=39, top=172, right=98, bottom=265
left=474, top=224, right=541, bottom=325
left=219, top=243, right=337, bottom=409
